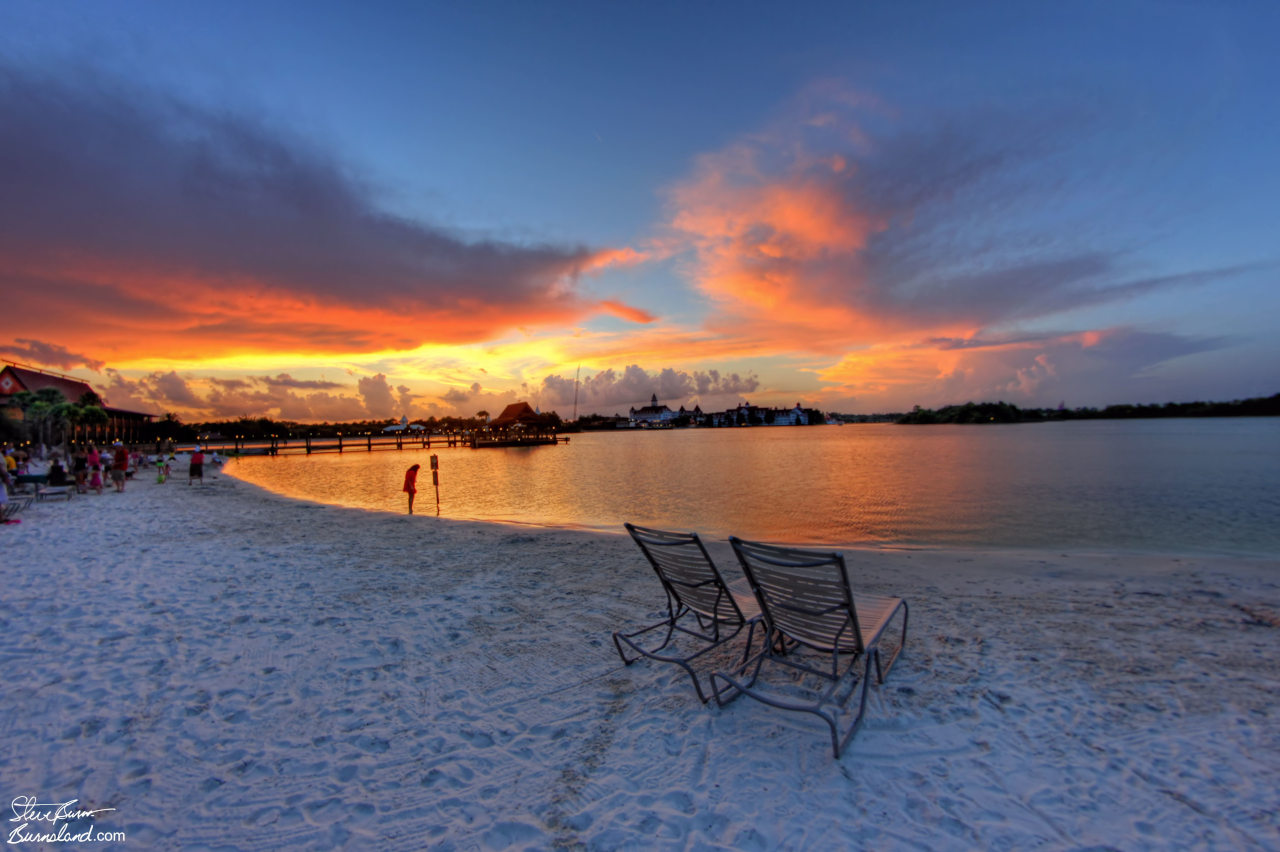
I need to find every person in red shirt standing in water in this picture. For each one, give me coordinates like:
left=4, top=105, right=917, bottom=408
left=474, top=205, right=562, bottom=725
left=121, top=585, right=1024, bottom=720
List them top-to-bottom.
left=403, top=464, right=420, bottom=514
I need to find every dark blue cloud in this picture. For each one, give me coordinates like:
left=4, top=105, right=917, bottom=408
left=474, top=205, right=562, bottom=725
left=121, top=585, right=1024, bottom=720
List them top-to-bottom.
left=0, top=63, right=599, bottom=333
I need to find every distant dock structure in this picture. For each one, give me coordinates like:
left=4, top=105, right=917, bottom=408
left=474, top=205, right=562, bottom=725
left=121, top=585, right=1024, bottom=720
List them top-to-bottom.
left=189, top=401, right=565, bottom=456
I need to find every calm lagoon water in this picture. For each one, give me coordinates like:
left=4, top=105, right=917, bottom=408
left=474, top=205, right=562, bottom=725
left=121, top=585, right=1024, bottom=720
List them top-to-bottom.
left=226, top=419, right=1280, bottom=555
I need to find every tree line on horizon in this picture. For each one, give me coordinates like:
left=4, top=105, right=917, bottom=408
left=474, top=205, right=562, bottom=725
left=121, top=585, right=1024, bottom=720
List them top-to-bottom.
left=8, top=391, right=1275, bottom=448
left=892, top=394, right=1280, bottom=424
left=0, top=399, right=566, bottom=448
left=146, top=410, right=567, bottom=443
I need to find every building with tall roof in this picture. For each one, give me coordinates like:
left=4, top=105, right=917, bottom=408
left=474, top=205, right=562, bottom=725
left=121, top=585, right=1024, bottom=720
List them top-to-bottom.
left=0, top=362, right=156, bottom=443
left=0, top=363, right=94, bottom=405
left=629, top=394, right=676, bottom=425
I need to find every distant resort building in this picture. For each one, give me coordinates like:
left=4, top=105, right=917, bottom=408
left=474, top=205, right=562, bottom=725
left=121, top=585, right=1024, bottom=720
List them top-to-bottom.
left=623, top=393, right=810, bottom=428
left=629, top=394, right=677, bottom=425
left=707, top=402, right=810, bottom=427
left=770, top=402, right=810, bottom=426
left=679, top=403, right=705, bottom=422
left=382, top=415, right=425, bottom=433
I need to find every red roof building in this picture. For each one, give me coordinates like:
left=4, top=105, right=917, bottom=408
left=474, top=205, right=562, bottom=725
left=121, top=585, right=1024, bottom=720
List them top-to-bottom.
left=1, top=362, right=156, bottom=443
left=0, top=364, right=96, bottom=405
left=488, top=402, right=541, bottom=429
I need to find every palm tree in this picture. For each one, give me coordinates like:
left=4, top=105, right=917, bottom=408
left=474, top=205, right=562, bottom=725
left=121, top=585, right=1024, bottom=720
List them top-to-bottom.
left=34, top=387, right=65, bottom=406
left=24, top=388, right=68, bottom=449
left=10, top=390, right=37, bottom=420
left=25, top=400, right=52, bottom=448
left=50, top=401, right=82, bottom=451
left=79, top=405, right=109, bottom=444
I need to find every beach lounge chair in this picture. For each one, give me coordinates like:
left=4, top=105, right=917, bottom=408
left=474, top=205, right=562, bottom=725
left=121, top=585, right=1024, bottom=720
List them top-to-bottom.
left=36, top=485, right=74, bottom=502
left=2, top=495, right=33, bottom=522
left=613, top=523, right=763, bottom=703
left=710, top=538, right=908, bottom=758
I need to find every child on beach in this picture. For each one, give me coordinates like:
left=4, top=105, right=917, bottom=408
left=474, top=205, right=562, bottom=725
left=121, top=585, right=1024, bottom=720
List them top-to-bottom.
left=86, top=445, right=103, bottom=494
left=403, top=464, right=420, bottom=514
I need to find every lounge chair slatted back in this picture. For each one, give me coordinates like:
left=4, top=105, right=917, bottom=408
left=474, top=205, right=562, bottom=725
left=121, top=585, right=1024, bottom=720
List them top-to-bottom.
left=613, top=524, right=762, bottom=703
left=629, top=524, right=751, bottom=625
left=711, top=537, right=909, bottom=757
left=729, top=538, right=863, bottom=653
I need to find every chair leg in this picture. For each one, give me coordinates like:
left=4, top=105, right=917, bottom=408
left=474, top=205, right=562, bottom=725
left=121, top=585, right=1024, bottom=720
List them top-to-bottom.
left=874, top=601, right=909, bottom=683
left=614, top=617, right=753, bottom=704
left=612, top=619, right=676, bottom=666
left=738, top=620, right=762, bottom=667
left=709, top=629, right=773, bottom=707
left=714, top=646, right=880, bottom=758
left=831, top=653, right=876, bottom=758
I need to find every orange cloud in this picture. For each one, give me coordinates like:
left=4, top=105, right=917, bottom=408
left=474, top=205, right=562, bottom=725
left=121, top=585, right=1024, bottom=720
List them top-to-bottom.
left=0, top=67, right=657, bottom=368
left=653, top=80, right=1224, bottom=396
left=660, top=121, right=899, bottom=358
left=581, top=246, right=650, bottom=272
left=1, top=258, right=600, bottom=364
left=597, top=300, right=657, bottom=324
left=813, top=327, right=1184, bottom=411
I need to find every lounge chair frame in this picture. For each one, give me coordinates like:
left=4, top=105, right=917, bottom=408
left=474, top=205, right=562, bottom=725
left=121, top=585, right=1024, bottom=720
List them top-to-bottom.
left=2, top=496, right=34, bottom=522
left=614, top=523, right=762, bottom=703
left=711, top=537, right=908, bottom=757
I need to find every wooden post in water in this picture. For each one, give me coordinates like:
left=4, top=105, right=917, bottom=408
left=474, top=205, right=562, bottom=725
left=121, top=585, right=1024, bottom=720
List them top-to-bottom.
left=430, top=454, right=440, bottom=514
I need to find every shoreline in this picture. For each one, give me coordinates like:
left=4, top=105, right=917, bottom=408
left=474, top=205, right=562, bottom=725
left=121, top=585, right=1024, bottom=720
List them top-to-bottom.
left=225, top=461, right=1280, bottom=564
left=2, top=473, right=1277, bottom=849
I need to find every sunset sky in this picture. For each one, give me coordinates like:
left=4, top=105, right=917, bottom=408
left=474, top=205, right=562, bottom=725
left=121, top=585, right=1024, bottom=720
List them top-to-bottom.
left=2, top=1, right=1277, bottom=422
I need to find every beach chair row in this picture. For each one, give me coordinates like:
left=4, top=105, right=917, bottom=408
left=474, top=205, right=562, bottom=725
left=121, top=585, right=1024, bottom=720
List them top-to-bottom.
left=613, top=523, right=909, bottom=759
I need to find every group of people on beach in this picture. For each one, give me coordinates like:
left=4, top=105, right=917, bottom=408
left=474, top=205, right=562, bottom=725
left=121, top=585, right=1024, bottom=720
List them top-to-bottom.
left=5, top=441, right=133, bottom=495
left=1, top=442, right=220, bottom=503
left=74, top=442, right=131, bottom=493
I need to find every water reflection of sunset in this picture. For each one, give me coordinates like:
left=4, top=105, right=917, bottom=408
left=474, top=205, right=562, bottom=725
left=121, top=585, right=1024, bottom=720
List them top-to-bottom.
left=226, top=423, right=1280, bottom=556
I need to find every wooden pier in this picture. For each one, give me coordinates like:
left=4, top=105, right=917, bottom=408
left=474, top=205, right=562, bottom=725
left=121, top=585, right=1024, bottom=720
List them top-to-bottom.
left=185, top=431, right=567, bottom=457
left=189, top=432, right=468, bottom=457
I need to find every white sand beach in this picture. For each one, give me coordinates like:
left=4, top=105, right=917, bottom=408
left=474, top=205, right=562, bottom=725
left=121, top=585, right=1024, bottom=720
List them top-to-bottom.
left=1, top=472, right=1277, bottom=850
